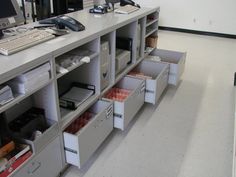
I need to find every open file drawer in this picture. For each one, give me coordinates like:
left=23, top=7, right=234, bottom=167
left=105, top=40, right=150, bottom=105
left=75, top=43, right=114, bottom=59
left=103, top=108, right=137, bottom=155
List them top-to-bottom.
left=149, top=49, right=186, bottom=85
left=128, top=60, right=169, bottom=104
left=104, top=77, right=145, bottom=130
left=63, top=100, right=113, bottom=168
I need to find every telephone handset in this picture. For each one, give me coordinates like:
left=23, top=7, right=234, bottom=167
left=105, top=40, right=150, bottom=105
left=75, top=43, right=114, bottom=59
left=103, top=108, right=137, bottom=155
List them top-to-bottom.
left=120, top=0, right=140, bottom=8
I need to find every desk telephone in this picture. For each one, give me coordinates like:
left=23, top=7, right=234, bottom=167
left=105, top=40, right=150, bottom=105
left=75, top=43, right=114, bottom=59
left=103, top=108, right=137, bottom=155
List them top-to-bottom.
left=120, top=0, right=140, bottom=8
left=39, top=15, right=85, bottom=32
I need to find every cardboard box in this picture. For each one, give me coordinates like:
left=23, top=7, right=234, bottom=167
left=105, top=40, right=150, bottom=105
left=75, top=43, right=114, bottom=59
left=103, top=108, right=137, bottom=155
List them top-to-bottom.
left=146, top=36, right=158, bottom=48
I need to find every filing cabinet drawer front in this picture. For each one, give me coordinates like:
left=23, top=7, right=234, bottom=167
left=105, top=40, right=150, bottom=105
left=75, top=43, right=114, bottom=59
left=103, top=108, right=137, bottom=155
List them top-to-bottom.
left=150, top=49, right=186, bottom=85
left=128, top=60, right=169, bottom=104
left=146, top=62, right=169, bottom=104
left=155, top=66, right=169, bottom=101
left=113, top=77, right=145, bottom=130
left=64, top=100, right=113, bottom=168
left=22, top=121, right=59, bottom=154
left=13, top=137, right=62, bottom=177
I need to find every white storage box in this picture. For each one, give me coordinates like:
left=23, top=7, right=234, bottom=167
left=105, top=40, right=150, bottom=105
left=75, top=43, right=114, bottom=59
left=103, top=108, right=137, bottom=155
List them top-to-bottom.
left=115, top=49, right=130, bottom=74
left=149, top=49, right=186, bottom=85
left=128, top=60, right=169, bottom=104
left=15, top=62, right=51, bottom=82
left=9, top=72, right=50, bottom=94
left=105, top=77, right=145, bottom=130
left=63, top=100, right=113, bottom=168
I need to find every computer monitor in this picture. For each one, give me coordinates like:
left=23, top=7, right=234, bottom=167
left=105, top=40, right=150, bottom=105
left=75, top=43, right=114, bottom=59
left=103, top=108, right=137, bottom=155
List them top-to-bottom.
left=0, top=0, right=24, bottom=37
left=35, top=0, right=51, bottom=20
left=52, top=0, right=67, bottom=16
left=68, top=0, right=83, bottom=12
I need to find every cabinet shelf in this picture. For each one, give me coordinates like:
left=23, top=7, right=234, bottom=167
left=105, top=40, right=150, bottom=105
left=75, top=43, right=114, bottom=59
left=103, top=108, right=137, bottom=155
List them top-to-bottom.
left=146, top=19, right=158, bottom=27
left=145, top=28, right=158, bottom=38
left=56, top=52, right=99, bottom=79
left=115, top=58, right=144, bottom=84
left=0, top=79, right=53, bottom=115
left=60, top=93, right=100, bottom=129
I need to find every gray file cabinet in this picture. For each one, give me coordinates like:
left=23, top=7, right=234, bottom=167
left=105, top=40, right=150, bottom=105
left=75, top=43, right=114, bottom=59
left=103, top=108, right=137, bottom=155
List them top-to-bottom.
left=0, top=5, right=187, bottom=176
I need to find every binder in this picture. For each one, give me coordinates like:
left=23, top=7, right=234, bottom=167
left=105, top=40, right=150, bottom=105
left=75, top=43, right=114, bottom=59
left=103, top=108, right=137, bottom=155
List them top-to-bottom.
left=59, top=82, right=95, bottom=110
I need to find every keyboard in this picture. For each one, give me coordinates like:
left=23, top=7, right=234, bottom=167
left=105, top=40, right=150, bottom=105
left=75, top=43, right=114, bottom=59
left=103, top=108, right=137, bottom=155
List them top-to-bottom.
left=114, top=5, right=140, bottom=14
left=0, top=29, right=55, bottom=56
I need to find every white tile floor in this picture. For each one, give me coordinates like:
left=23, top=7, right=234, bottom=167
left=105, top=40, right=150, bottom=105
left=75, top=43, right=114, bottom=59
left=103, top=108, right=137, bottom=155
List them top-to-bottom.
left=62, top=30, right=236, bottom=177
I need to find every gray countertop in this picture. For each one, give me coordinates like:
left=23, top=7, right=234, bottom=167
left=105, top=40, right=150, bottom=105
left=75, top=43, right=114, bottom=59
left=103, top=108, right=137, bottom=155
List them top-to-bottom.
left=0, top=6, right=159, bottom=83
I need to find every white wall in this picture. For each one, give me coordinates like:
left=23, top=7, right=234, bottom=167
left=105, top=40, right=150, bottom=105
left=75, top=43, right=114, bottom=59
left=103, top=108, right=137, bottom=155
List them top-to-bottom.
left=136, top=0, right=236, bottom=35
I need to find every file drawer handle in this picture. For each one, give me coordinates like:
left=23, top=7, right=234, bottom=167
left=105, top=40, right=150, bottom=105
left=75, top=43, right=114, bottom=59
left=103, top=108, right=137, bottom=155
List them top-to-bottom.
left=145, top=89, right=154, bottom=93
left=114, top=113, right=122, bottom=119
left=64, top=147, right=78, bottom=154
left=28, top=161, right=41, bottom=174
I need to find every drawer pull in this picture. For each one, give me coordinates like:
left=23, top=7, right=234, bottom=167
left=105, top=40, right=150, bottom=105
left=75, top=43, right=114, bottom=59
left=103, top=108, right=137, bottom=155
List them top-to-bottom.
left=145, top=89, right=154, bottom=93
left=114, top=113, right=122, bottom=118
left=65, top=147, right=78, bottom=154
left=28, top=161, right=41, bottom=174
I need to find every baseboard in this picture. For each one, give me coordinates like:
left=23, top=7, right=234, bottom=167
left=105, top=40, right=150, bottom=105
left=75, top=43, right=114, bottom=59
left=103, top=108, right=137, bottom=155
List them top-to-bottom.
left=159, top=26, right=236, bottom=39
